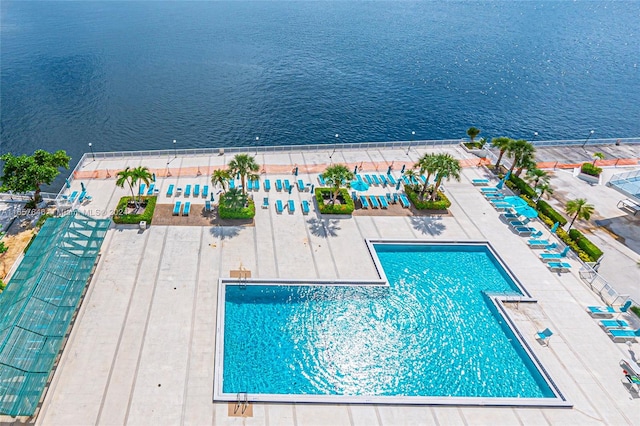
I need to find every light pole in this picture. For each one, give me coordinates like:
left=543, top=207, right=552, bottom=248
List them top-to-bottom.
left=581, top=130, right=595, bottom=149
left=406, top=131, right=415, bottom=155
left=534, top=131, right=538, bottom=140
left=329, top=134, right=338, bottom=159
left=173, top=139, right=177, bottom=158
left=88, top=143, right=95, bottom=160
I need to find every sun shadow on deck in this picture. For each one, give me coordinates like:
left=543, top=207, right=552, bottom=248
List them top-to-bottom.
left=409, top=216, right=446, bottom=235
left=306, top=217, right=341, bottom=238
left=209, top=226, right=242, bottom=240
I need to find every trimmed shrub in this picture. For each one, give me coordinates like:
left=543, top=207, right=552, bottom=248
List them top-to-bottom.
left=580, top=163, right=602, bottom=177
left=507, top=174, right=537, bottom=199
left=405, top=186, right=451, bottom=210
left=315, top=188, right=355, bottom=214
left=218, top=195, right=255, bottom=219
left=112, top=196, right=157, bottom=224
left=536, top=200, right=567, bottom=226
left=568, top=229, right=603, bottom=262
left=631, top=306, right=640, bottom=319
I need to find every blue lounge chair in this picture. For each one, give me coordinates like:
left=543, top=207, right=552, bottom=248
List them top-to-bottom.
left=379, top=174, right=388, bottom=186
left=387, top=174, right=397, bottom=185
left=318, top=175, right=326, bottom=186
left=363, top=175, right=372, bottom=185
left=372, top=175, right=381, bottom=185
left=402, top=176, right=411, bottom=185
left=411, top=176, right=420, bottom=185
left=419, top=176, right=427, bottom=185
left=229, top=179, right=235, bottom=189
left=253, top=179, right=260, bottom=191
left=264, top=179, right=271, bottom=191
left=276, top=179, right=283, bottom=191
left=297, top=179, right=305, bottom=191
left=472, top=179, right=490, bottom=186
left=247, top=180, right=253, bottom=191
left=284, top=180, right=291, bottom=192
left=139, top=183, right=146, bottom=196
left=147, top=183, right=155, bottom=195
left=167, top=184, right=175, bottom=197
left=194, top=184, right=200, bottom=196
left=185, top=185, right=191, bottom=197
left=202, top=185, right=209, bottom=198
left=481, top=187, right=501, bottom=193
left=78, top=191, right=87, bottom=203
left=485, top=192, right=504, bottom=199
left=399, top=194, right=410, bottom=208
left=359, top=195, right=370, bottom=209
left=370, top=195, right=380, bottom=208
left=379, top=196, right=389, bottom=209
left=262, top=197, right=269, bottom=209
left=287, top=199, right=295, bottom=213
left=205, top=200, right=211, bottom=211
left=275, top=200, right=284, bottom=214
left=302, top=200, right=310, bottom=214
left=173, top=201, right=182, bottom=215
left=183, top=201, right=191, bottom=216
left=492, top=203, right=512, bottom=212
left=501, top=213, right=520, bottom=221
left=509, top=219, right=531, bottom=228
left=514, top=226, right=536, bottom=235
left=530, top=230, right=543, bottom=238
left=527, top=239, right=552, bottom=249
left=539, top=246, right=570, bottom=261
left=547, top=261, right=571, bottom=272
left=587, top=300, right=632, bottom=317
left=599, top=319, right=630, bottom=329
left=535, top=328, right=553, bottom=346
left=607, top=328, right=640, bottom=342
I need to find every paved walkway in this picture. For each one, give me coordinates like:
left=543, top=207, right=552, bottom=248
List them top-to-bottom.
left=29, top=144, right=640, bottom=425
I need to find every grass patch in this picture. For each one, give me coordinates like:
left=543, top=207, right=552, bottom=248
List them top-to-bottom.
left=581, top=163, right=602, bottom=177
left=405, top=186, right=451, bottom=210
left=315, top=188, right=354, bottom=214
left=218, top=194, right=255, bottom=219
left=112, top=196, right=157, bottom=224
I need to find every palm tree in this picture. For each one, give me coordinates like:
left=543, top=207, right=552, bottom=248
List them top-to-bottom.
left=467, top=127, right=481, bottom=144
left=491, top=137, right=512, bottom=171
left=507, top=139, right=535, bottom=175
left=592, top=152, right=605, bottom=165
left=414, top=153, right=438, bottom=199
left=515, top=153, right=537, bottom=177
left=228, top=154, right=260, bottom=195
left=430, top=154, right=461, bottom=200
left=321, top=164, right=354, bottom=205
left=130, top=166, right=152, bottom=203
left=115, top=167, right=136, bottom=205
left=525, top=168, right=549, bottom=190
left=211, top=169, right=231, bottom=193
left=535, top=183, right=554, bottom=201
left=222, top=187, right=247, bottom=209
left=565, top=198, right=595, bottom=231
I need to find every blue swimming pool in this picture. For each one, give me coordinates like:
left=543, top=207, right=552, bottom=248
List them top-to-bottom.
left=219, top=243, right=557, bottom=401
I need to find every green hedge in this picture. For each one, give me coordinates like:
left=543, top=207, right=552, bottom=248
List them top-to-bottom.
left=580, top=163, right=602, bottom=177
left=506, top=174, right=537, bottom=198
left=405, top=186, right=451, bottom=210
left=315, top=188, right=355, bottom=214
left=218, top=195, right=255, bottom=219
left=112, top=196, right=157, bottom=224
left=536, top=199, right=567, bottom=226
left=569, top=229, right=604, bottom=262
left=631, top=306, right=640, bottom=319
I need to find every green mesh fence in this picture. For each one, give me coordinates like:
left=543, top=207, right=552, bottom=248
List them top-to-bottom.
left=0, top=211, right=110, bottom=417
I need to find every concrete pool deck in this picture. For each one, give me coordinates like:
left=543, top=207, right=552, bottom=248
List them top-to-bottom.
left=19, top=144, right=640, bottom=424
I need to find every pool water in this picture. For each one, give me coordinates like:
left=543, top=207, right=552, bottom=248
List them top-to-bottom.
left=222, top=244, right=555, bottom=398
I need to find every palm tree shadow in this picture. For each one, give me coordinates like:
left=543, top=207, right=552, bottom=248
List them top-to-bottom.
left=410, top=216, right=446, bottom=236
left=307, top=217, right=340, bottom=238
left=209, top=226, right=242, bottom=240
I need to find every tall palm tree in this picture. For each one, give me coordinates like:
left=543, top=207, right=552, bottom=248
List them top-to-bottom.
left=467, top=127, right=481, bottom=144
left=491, top=137, right=512, bottom=171
left=507, top=139, right=535, bottom=175
left=592, top=152, right=605, bottom=165
left=414, top=153, right=438, bottom=199
left=515, top=153, right=537, bottom=177
left=228, top=154, right=260, bottom=195
left=430, top=154, right=461, bottom=200
left=321, top=164, right=354, bottom=205
left=130, top=166, right=153, bottom=203
left=115, top=167, right=136, bottom=202
left=525, top=168, right=549, bottom=190
left=211, top=169, right=231, bottom=193
left=535, top=183, right=554, bottom=201
left=222, top=187, right=247, bottom=209
left=565, top=198, right=595, bottom=231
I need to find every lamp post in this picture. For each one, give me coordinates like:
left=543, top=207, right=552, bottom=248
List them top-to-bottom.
left=581, top=130, right=595, bottom=149
left=406, top=131, right=415, bottom=155
left=329, top=134, right=338, bottom=159
left=173, top=139, right=177, bottom=158
left=88, top=143, right=95, bottom=160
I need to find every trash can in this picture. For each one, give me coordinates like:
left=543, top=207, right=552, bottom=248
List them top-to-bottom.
left=139, top=221, right=147, bottom=230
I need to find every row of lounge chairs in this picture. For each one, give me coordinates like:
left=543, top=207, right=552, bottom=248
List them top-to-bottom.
left=317, top=173, right=398, bottom=187
left=139, top=183, right=160, bottom=196
left=166, top=184, right=210, bottom=198
left=63, top=190, right=92, bottom=203
left=353, top=192, right=410, bottom=209
left=273, top=199, right=311, bottom=215
left=172, top=201, right=191, bottom=216
left=585, top=301, right=640, bottom=342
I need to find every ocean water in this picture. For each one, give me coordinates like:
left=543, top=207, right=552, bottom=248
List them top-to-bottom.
left=1, top=1, right=639, bottom=167
left=222, top=244, right=554, bottom=398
